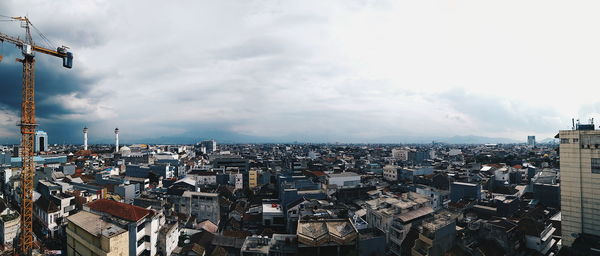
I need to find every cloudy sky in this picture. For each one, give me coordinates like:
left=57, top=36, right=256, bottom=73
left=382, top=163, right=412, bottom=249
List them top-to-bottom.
left=0, top=0, right=599, bottom=144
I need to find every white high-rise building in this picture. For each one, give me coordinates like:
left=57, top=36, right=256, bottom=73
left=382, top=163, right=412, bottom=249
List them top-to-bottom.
left=559, top=122, right=600, bottom=247
left=83, top=127, right=88, bottom=150
left=114, top=128, right=119, bottom=153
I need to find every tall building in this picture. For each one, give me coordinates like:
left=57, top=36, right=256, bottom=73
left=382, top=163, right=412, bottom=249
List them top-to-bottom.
left=559, top=123, right=600, bottom=247
left=83, top=127, right=88, bottom=150
left=114, top=128, right=119, bottom=153
left=34, top=130, right=48, bottom=153
left=528, top=135, right=536, bottom=147
left=200, top=139, right=217, bottom=153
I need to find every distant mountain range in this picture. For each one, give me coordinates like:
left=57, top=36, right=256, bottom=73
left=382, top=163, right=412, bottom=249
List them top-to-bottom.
left=0, top=131, right=550, bottom=145
left=115, top=134, right=525, bottom=145
left=433, top=135, right=520, bottom=144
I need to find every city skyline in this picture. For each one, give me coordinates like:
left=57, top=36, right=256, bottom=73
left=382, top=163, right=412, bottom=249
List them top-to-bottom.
left=1, top=1, right=599, bottom=144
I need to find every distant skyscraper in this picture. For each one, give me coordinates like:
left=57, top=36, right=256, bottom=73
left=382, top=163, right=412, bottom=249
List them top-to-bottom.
left=559, top=122, right=600, bottom=247
left=34, top=130, right=48, bottom=153
left=527, top=136, right=536, bottom=147
left=200, top=140, right=217, bottom=153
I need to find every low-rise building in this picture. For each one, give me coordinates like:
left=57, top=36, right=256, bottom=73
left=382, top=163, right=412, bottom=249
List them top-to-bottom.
left=383, top=165, right=402, bottom=182
left=249, top=169, right=259, bottom=188
left=327, top=172, right=361, bottom=188
left=450, top=182, right=481, bottom=202
left=414, top=185, right=450, bottom=211
left=179, top=191, right=220, bottom=225
left=365, top=193, right=433, bottom=255
left=262, top=201, right=284, bottom=227
left=0, top=207, right=19, bottom=248
left=412, top=212, right=457, bottom=256
left=297, top=219, right=359, bottom=256
left=241, top=234, right=298, bottom=256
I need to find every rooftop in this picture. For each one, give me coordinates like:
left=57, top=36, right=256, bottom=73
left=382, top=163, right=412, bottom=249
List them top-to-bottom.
left=328, top=172, right=360, bottom=178
left=453, top=182, right=478, bottom=187
left=182, top=191, right=219, bottom=198
left=365, top=193, right=431, bottom=215
left=87, top=199, right=153, bottom=222
left=262, top=203, right=283, bottom=214
left=68, top=211, right=127, bottom=238
left=297, top=219, right=358, bottom=246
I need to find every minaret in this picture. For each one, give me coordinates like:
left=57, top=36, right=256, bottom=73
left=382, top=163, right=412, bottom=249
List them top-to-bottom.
left=83, top=127, right=88, bottom=150
left=114, top=127, right=119, bottom=153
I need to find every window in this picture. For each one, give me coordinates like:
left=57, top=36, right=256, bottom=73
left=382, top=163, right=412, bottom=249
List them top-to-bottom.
left=561, top=138, right=570, bottom=144
left=592, top=158, right=600, bottom=174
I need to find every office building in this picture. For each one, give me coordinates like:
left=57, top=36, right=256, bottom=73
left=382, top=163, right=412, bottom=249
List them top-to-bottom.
left=559, top=123, right=600, bottom=247
left=35, top=130, right=48, bottom=153
left=528, top=136, right=536, bottom=147
left=200, top=140, right=217, bottom=154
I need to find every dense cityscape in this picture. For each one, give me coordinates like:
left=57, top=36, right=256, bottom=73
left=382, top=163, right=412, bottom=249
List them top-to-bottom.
left=0, top=123, right=595, bottom=256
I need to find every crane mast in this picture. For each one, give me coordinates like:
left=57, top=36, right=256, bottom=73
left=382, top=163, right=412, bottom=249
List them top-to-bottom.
left=0, top=16, right=72, bottom=256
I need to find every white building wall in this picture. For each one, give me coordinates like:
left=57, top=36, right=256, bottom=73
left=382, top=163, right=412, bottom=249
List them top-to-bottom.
left=328, top=175, right=361, bottom=188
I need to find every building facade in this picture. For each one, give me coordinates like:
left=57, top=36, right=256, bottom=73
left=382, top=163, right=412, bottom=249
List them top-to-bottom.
left=559, top=125, right=600, bottom=246
left=527, top=136, right=536, bottom=147
left=249, top=169, right=258, bottom=188
left=179, top=191, right=220, bottom=225
left=86, top=199, right=161, bottom=256
left=66, top=211, right=129, bottom=256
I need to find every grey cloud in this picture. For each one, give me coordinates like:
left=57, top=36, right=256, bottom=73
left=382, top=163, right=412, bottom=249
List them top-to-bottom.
left=0, top=1, right=576, bottom=143
left=434, top=88, right=562, bottom=134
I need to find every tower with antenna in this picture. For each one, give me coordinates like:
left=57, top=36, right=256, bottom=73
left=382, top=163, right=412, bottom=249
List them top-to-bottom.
left=83, top=126, right=88, bottom=150
left=114, top=128, right=119, bottom=153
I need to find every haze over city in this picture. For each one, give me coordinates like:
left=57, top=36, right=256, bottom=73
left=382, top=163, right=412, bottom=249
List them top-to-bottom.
left=1, top=0, right=599, bottom=144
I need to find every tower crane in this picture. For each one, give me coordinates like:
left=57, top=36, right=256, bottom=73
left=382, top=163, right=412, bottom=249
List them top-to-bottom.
left=0, top=16, right=72, bottom=255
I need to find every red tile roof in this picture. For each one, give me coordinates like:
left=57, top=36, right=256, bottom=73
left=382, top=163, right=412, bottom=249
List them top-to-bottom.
left=311, top=171, right=326, bottom=177
left=87, top=199, right=152, bottom=222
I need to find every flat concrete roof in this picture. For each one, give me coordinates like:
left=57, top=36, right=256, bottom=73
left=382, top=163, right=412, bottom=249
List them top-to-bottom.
left=262, top=203, right=283, bottom=214
left=68, top=211, right=126, bottom=238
